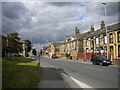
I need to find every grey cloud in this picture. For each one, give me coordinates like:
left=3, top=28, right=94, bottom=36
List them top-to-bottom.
left=2, top=2, right=118, bottom=47
left=2, top=2, right=27, bottom=19
left=2, top=2, right=29, bottom=34
left=47, top=2, right=77, bottom=7
left=85, top=2, right=118, bottom=17
left=106, top=2, right=118, bottom=16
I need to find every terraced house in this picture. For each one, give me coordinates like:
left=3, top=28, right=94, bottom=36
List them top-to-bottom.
left=45, top=21, right=119, bottom=64
left=83, top=21, right=120, bottom=63
left=58, top=27, right=93, bottom=59
left=59, top=28, right=79, bottom=59
left=50, top=42, right=61, bottom=54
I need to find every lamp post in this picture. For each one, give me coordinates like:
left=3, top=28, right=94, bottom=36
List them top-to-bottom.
left=102, top=3, right=109, bottom=59
left=31, top=29, right=32, bottom=44
left=38, top=44, right=41, bottom=72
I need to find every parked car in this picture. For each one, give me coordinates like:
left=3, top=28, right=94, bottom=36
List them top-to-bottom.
left=52, top=53, right=57, bottom=59
left=91, top=55, right=112, bottom=66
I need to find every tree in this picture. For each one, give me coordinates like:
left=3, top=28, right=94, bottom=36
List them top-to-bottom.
left=7, top=32, right=22, bottom=54
left=7, top=32, right=20, bottom=41
left=24, top=40, right=32, bottom=53
left=32, top=49, right=37, bottom=55
left=40, top=49, right=43, bottom=55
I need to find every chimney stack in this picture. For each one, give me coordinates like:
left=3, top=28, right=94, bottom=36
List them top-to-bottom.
left=100, top=20, right=105, bottom=30
left=90, top=24, right=94, bottom=33
left=75, top=27, right=80, bottom=37
left=65, top=36, right=69, bottom=42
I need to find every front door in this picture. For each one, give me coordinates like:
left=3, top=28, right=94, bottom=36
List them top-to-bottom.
left=109, top=46, right=114, bottom=60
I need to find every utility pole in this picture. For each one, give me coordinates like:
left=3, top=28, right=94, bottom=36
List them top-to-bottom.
left=102, top=3, right=109, bottom=59
left=38, top=44, right=41, bottom=72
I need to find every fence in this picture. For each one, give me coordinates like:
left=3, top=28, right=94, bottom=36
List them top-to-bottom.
left=56, top=52, right=118, bottom=64
left=77, top=53, right=106, bottom=61
left=56, top=54, right=66, bottom=57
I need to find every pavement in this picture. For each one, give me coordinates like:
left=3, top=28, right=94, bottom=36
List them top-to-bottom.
left=35, top=59, right=70, bottom=89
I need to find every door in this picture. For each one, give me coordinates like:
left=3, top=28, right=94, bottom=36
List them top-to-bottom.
left=109, top=46, right=114, bottom=60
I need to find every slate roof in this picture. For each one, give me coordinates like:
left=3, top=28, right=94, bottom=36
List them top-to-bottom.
left=59, top=23, right=120, bottom=44
left=85, top=23, right=120, bottom=39
left=107, top=23, right=120, bottom=31
left=85, top=29, right=102, bottom=39
left=77, top=32, right=90, bottom=40
left=53, top=42, right=62, bottom=46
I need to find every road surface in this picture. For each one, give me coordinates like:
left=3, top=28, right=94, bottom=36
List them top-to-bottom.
left=33, top=56, right=119, bottom=89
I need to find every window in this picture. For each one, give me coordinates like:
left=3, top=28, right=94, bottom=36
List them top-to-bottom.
left=118, top=31, right=120, bottom=43
left=109, top=33, right=113, bottom=43
left=104, top=35, right=107, bottom=44
left=96, top=37, right=99, bottom=45
left=100, top=37, right=102, bottom=43
left=90, top=38, right=94, bottom=46
left=7, top=39, right=8, bottom=47
left=86, top=39, right=88, bottom=46
left=90, top=40, right=93, bottom=46
left=118, top=45, right=120, bottom=57
left=104, top=46, right=107, bottom=53
left=110, top=46, right=113, bottom=52
left=96, top=47, right=99, bottom=53
left=91, top=48, right=93, bottom=52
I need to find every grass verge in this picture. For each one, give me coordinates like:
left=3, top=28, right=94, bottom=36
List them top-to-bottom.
left=2, top=57, right=42, bottom=88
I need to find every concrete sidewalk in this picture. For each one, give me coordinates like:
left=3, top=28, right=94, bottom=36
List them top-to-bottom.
left=37, top=60, right=69, bottom=88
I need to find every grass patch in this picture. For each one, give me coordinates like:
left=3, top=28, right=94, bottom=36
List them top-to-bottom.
left=2, top=57, right=42, bottom=88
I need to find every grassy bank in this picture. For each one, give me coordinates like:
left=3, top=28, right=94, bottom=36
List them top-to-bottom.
left=2, top=57, right=42, bottom=88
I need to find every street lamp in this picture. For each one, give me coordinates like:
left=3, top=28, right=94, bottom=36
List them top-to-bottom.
left=102, top=3, right=109, bottom=59
left=31, top=29, right=32, bottom=44
left=38, top=44, right=41, bottom=72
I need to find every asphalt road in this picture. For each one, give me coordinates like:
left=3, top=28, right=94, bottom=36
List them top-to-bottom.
left=33, top=56, right=119, bottom=89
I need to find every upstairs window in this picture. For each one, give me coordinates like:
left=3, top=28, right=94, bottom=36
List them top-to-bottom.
left=118, top=31, right=120, bottom=43
left=109, top=33, right=113, bottom=43
left=104, top=35, right=107, bottom=44
left=96, top=37, right=99, bottom=45
left=86, top=39, right=89, bottom=46
left=90, top=39, right=93, bottom=46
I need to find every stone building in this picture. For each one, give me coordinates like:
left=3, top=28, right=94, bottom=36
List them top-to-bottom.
left=83, top=21, right=120, bottom=63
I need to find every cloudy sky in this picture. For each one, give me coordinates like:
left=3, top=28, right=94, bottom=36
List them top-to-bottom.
left=2, top=1, right=119, bottom=50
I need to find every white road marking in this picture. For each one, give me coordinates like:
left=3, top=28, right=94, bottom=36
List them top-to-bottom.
left=70, top=77, right=93, bottom=88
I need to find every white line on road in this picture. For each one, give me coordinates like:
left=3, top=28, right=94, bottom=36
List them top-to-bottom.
left=70, top=77, right=93, bottom=88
